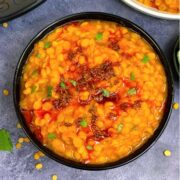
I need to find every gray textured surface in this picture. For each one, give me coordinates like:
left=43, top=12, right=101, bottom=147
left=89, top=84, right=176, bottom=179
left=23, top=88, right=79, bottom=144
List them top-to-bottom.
left=0, top=0, right=179, bottom=180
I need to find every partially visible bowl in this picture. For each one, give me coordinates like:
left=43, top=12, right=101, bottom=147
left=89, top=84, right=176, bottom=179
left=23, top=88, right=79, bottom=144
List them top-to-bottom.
left=122, top=0, right=180, bottom=20
left=173, top=37, right=180, bottom=76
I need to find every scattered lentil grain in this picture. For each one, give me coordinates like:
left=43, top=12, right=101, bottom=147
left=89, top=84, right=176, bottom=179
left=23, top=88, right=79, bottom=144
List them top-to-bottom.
left=2, top=22, right=8, bottom=28
left=3, top=89, right=9, bottom=96
left=173, top=103, right=179, bottom=110
left=16, top=143, right=22, bottom=149
left=163, top=149, right=171, bottom=157
left=35, top=163, right=43, bottom=170
left=51, top=175, right=58, bottom=180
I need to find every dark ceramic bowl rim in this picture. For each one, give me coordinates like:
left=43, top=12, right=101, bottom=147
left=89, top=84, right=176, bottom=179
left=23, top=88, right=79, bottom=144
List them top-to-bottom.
left=13, top=12, right=174, bottom=170
left=173, top=37, right=179, bottom=76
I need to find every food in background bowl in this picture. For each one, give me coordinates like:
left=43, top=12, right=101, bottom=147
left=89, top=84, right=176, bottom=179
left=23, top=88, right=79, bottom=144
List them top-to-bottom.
left=137, top=0, right=179, bottom=14
left=20, top=20, right=167, bottom=164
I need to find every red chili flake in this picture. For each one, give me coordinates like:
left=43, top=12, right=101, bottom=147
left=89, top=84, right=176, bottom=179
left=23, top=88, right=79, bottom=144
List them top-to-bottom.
left=109, top=41, right=120, bottom=51
left=67, top=51, right=76, bottom=61
left=69, top=65, right=76, bottom=72
left=133, top=100, right=142, bottom=109
left=120, top=102, right=131, bottom=111
left=21, top=110, right=34, bottom=124
left=35, top=110, right=47, bottom=119
left=108, top=112, right=118, bottom=121
left=64, top=122, right=72, bottom=127
left=33, top=128, right=43, bottom=143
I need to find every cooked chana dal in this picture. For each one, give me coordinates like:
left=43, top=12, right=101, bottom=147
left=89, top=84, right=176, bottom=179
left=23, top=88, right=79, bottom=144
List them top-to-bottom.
left=137, top=0, right=180, bottom=14
left=20, top=20, right=167, bottom=164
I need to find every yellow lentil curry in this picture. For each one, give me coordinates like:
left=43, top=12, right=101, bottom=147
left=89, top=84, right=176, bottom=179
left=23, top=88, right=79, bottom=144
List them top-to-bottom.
left=137, top=0, right=179, bottom=14
left=20, top=20, right=167, bottom=164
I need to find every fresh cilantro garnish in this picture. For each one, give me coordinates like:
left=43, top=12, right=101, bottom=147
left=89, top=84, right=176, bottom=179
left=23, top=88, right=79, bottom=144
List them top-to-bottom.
left=95, top=32, right=103, bottom=41
left=44, top=42, right=51, bottom=49
left=141, top=55, right=150, bottom=63
left=130, top=72, right=135, bottom=81
left=70, top=80, right=77, bottom=87
left=60, top=82, right=66, bottom=89
left=31, top=85, right=37, bottom=93
left=47, top=86, right=53, bottom=97
left=128, top=88, right=137, bottom=95
left=102, top=89, right=110, bottom=97
left=79, top=119, right=88, bottom=128
left=117, top=124, right=123, bottom=132
left=0, top=129, right=13, bottom=152
left=47, top=133, right=56, bottom=139
left=86, top=145, right=93, bottom=150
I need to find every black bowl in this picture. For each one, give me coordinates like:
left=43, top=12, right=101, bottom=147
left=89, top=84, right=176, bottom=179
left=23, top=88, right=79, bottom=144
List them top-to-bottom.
left=13, top=12, right=174, bottom=170
left=173, top=37, right=179, bottom=77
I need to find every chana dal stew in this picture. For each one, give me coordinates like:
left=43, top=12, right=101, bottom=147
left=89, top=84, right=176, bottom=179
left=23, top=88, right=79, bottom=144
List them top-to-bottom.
left=137, top=0, right=180, bottom=14
left=20, top=20, right=167, bottom=164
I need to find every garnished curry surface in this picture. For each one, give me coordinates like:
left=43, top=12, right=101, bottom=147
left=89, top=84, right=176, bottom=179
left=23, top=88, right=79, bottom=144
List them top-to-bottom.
left=20, top=20, right=167, bottom=164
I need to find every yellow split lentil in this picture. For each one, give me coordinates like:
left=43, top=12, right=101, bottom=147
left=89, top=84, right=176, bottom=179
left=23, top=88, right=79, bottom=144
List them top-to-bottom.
left=20, top=20, right=168, bottom=164
left=2, top=22, right=8, bottom=28
left=3, top=89, right=9, bottom=96
left=173, top=102, right=179, bottom=110
left=16, top=123, right=22, bottom=129
left=18, top=137, right=24, bottom=143
left=24, top=137, right=30, bottom=143
left=16, top=143, right=22, bottom=149
left=163, top=149, right=171, bottom=157
left=34, top=151, right=45, bottom=160
left=38, top=151, right=45, bottom=157
left=34, top=152, right=40, bottom=160
left=35, top=163, right=43, bottom=170
left=51, top=175, right=58, bottom=180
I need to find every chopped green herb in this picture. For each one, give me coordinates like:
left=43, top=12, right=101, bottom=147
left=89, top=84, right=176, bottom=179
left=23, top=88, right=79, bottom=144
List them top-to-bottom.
left=95, top=32, right=103, bottom=41
left=44, top=42, right=51, bottom=49
left=36, top=53, right=41, bottom=58
left=141, top=55, right=150, bottom=63
left=31, top=69, right=38, bottom=76
left=130, top=72, right=135, bottom=81
left=70, top=80, right=77, bottom=87
left=60, top=82, right=66, bottom=89
left=31, top=85, right=37, bottom=93
left=47, top=86, right=53, bottom=97
left=128, top=88, right=137, bottom=95
left=102, top=89, right=110, bottom=97
left=79, top=119, right=88, bottom=128
left=117, top=124, right=123, bottom=132
left=0, top=129, right=13, bottom=152
left=47, top=133, right=56, bottom=139
left=86, top=145, right=93, bottom=150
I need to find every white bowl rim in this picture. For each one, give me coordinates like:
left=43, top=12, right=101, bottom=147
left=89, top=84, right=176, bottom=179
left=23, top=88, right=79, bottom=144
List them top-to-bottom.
left=122, top=0, right=180, bottom=20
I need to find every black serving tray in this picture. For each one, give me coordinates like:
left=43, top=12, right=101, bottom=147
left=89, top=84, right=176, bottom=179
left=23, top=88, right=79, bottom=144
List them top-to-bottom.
left=0, top=0, right=46, bottom=23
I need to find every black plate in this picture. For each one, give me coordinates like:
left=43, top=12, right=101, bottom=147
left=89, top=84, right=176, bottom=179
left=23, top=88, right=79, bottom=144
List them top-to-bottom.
left=0, top=0, right=46, bottom=23
left=13, top=12, right=174, bottom=170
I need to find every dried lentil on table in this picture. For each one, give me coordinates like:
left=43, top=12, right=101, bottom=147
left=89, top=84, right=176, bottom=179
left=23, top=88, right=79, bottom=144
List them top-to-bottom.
left=2, top=22, right=8, bottom=28
left=3, top=89, right=9, bottom=96
left=173, top=102, right=179, bottom=110
left=163, top=149, right=171, bottom=157
left=35, top=163, right=43, bottom=170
